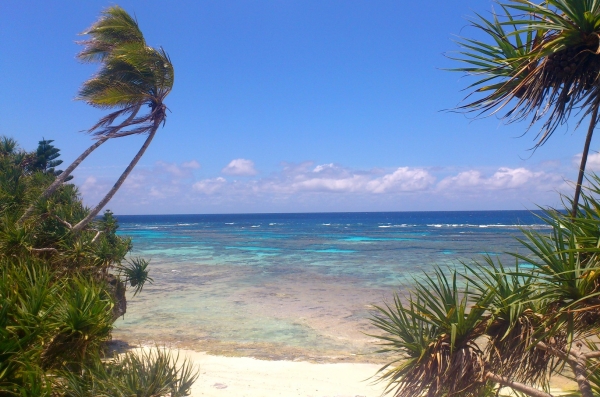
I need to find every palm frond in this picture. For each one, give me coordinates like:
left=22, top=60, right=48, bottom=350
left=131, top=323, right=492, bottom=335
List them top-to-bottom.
left=452, top=0, right=600, bottom=149
left=77, top=6, right=145, bottom=63
left=77, top=18, right=174, bottom=138
left=117, top=257, right=153, bottom=296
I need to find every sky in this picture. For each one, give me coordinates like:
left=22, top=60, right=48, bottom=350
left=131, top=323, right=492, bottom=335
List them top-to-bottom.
left=2, top=0, right=598, bottom=214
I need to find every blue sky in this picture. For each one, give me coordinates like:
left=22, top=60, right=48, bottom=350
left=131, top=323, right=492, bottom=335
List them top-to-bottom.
left=2, top=1, right=596, bottom=214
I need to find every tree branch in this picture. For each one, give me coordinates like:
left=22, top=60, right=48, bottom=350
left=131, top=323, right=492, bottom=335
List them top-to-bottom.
left=52, top=215, right=72, bottom=230
left=91, top=230, right=102, bottom=243
left=30, top=248, right=59, bottom=254
left=535, top=341, right=578, bottom=365
left=535, top=342, right=594, bottom=397
left=573, top=345, right=595, bottom=397
left=584, top=350, right=600, bottom=359
left=485, top=372, right=553, bottom=397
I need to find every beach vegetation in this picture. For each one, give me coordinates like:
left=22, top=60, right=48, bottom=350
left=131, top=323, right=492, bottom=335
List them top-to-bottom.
left=450, top=0, right=600, bottom=216
left=0, top=136, right=194, bottom=394
left=371, top=176, right=600, bottom=397
left=58, top=347, right=198, bottom=397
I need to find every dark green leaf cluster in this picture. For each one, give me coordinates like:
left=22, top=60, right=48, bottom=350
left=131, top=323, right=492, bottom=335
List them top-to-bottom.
left=32, top=139, right=64, bottom=177
left=117, top=257, right=153, bottom=297
left=0, top=259, right=197, bottom=396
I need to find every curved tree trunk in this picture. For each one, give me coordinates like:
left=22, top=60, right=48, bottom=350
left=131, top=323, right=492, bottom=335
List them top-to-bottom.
left=572, top=102, right=600, bottom=217
left=18, top=106, right=141, bottom=226
left=72, top=121, right=160, bottom=233
left=17, top=136, right=109, bottom=225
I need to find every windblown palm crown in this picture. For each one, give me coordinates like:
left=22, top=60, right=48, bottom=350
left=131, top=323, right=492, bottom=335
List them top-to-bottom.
left=77, top=6, right=174, bottom=138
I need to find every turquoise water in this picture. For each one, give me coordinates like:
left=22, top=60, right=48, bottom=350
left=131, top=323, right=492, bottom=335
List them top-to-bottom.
left=112, top=211, right=548, bottom=362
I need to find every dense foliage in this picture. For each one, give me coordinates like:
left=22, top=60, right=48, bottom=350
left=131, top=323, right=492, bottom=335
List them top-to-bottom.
left=0, top=137, right=196, bottom=396
left=371, top=178, right=600, bottom=397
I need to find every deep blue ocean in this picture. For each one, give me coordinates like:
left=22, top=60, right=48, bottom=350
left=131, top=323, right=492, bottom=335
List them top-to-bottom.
left=113, top=211, right=549, bottom=361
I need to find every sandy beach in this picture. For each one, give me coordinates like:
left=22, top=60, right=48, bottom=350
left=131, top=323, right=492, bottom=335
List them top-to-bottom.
left=127, top=347, right=576, bottom=397
left=128, top=347, right=386, bottom=397
left=181, top=350, right=577, bottom=397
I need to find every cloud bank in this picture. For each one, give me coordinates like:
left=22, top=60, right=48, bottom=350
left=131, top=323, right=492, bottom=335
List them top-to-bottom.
left=75, top=158, right=573, bottom=214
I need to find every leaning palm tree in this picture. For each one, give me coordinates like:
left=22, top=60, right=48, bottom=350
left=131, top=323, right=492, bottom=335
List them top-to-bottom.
left=451, top=1, right=600, bottom=216
left=18, top=6, right=174, bottom=229
left=71, top=21, right=174, bottom=232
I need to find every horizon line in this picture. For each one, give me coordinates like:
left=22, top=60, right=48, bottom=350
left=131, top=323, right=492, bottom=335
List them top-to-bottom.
left=111, top=208, right=551, bottom=217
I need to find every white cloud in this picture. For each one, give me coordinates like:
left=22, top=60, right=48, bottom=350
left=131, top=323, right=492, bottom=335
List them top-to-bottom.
left=573, top=152, right=600, bottom=172
left=222, top=159, right=257, bottom=176
left=75, top=160, right=202, bottom=208
left=155, top=160, right=199, bottom=178
left=182, top=160, right=201, bottom=169
left=273, top=162, right=365, bottom=193
left=313, top=163, right=335, bottom=173
left=366, top=167, right=435, bottom=193
left=437, top=167, right=563, bottom=193
left=488, top=167, right=538, bottom=189
left=438, top=170, right=483, bottom=189
left=123, top=172, right=146, bottom=190
left=292, top=175, right=367, bottom=192
left=79, top=176, right=104, bottom=198
left=81, top=176, right=97, bottom=190
left=193, top=177, right=227, bottom=194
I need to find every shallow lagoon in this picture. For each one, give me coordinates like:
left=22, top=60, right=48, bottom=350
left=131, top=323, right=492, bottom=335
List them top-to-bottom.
left=113, top=211, right=548, bottom=362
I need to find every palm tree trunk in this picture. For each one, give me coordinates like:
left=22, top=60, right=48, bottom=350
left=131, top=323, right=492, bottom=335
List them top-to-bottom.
left=572, top=102, right=600, bottom=217
left=17, top=106, right=141, bottom=226
left=71, top=121, right=159, bottom=233
left=17, top=136, right=109, bottom=225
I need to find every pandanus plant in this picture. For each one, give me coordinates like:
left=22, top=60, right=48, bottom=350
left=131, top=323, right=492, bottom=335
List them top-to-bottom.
left=451, top=0, right=600, bottom=217
left=18, top=6, right=174, bottom=231
left=372, top=191, right=600, bottom=397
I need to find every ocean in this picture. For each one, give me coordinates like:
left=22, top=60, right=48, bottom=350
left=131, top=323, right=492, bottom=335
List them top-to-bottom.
left=112, top=211, right=549, bottom=362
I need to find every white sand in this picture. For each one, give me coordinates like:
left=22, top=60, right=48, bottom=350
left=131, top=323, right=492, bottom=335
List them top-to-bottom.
left=129, top=347, right=576, bottom=396
left=174, top=349, right=386, bottom=397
